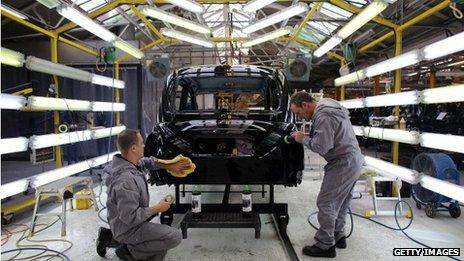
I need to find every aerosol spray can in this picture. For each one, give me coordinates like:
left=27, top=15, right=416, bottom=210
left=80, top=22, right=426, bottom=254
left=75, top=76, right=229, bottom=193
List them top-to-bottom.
left=191, top=185, right=201, bottom=219
left=242, top=185, right=252, bottom=218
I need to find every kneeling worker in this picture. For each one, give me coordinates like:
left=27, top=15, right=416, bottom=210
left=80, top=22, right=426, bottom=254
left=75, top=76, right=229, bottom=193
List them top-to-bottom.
left=290, top=92, right=364, bottom=258
left=98, top=129, right=191, bottom=260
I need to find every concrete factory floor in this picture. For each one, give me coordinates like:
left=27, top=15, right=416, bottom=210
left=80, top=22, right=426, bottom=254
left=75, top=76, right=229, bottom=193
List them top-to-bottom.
left=1, top=151, right=463, bottom=260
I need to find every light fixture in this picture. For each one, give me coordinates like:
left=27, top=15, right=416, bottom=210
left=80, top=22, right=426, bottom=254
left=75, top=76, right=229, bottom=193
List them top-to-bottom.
left=36, top=0, right=60, bottom=9
left=165, top=0, right=205, bottom=13
left=243, top=0, right=278, bottom=13
left=337, top=0, right=390, bottom=39
left=242, top=3, right=308, bottom=34
left=0, top=4, right=28, bottom=20
left=57, top=5, right=116, bottom=42
left=141, top=6, right=211, bottom=34
left=242, top=27, right=292, bottom=48
left=161, top=28, right=215, bottom=48
left=422, top=31, right=464, bottom=60
left=314, top=36, right=342, bottom=58
left=112, top=39, right=145, bottom=59
left=1, top=47, right=25, bottom=67
left=365, top=50, right=421, bottom=77
left=25, top=56, right=92, bottom=82
left=447, top=60, right=464, bottom=67
left=334, top=70, right=366, bottom=86
left=91, top=74, right=126, bottom=89
left=420, top=84, right=464, bottom=104
left=364, top=91, right=419, bottom=107
left=1, top=93, right=26, bottom=110
left=28, top=96, right=92, bottom=111
left=339, top=99, right=364, bottom=109
left=91, top=102, right=126, bottom=111
left=92, top=126, right=126, bottom=139
left=352, top=126, right=364, bottom=136
left=363, top=127, right=419, bottom=144
left=30, top=130, right=93, bottom=149
left=420, top=133, right=464, bottom=154
left=0, top=137, right=29, bottom=155
left=32, top=152, right=118, bottom=187
left=364, top=156, right=419, bottom=184
left=419, top=175, right=464, bottom=203
left=1, top=179, right=29, bottom=199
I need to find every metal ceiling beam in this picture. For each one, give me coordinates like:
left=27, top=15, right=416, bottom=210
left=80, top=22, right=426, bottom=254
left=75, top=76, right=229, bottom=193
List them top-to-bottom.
left=289, top=2, right=322, bottom=42
left=130, top=6, right=165, bottom=40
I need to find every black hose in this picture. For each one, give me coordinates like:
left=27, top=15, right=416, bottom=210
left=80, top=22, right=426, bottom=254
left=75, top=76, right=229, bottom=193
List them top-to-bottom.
left=2, top=248, right=70, bottom=261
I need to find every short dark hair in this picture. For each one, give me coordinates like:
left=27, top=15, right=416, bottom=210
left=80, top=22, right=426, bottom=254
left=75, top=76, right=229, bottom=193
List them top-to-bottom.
left=290, top=91, right=314, bottom=107
left=117, top=129, right=140, bottom=155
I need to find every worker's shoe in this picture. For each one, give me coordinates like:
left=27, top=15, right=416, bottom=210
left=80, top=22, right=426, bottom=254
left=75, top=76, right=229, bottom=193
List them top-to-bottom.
left=96, top=227, right=112, bottom=257
left=336, top=236, right=347, bottom=249
left=115, top=244, right=136, bottom=261
left=302, top=244, right=336, bottom=258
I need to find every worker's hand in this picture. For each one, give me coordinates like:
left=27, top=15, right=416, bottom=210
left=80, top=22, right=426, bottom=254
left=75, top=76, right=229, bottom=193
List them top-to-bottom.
left=291, top=131, right=306, bottom=144
left=165, top=159, right=191, bottom=173
left=151, top=199, right=171, bottom=214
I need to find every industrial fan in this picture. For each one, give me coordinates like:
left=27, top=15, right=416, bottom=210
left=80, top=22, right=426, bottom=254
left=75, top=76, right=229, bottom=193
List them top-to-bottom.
left=145, top=56, right=170, bottom=81
left=412, top=153, right=461, bottom=218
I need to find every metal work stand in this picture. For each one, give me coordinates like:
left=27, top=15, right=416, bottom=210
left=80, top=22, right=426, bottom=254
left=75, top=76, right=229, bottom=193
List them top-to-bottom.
left=30, top=176, right=98, bottom=237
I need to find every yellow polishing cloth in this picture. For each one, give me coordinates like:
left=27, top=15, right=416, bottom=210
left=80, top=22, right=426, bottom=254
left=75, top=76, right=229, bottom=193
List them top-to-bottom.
left=158, top=155, right=196, bottom=178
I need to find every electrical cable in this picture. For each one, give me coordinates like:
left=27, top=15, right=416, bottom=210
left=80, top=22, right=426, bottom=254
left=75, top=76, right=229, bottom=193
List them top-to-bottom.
left=307, top=200, right=461, bottom=261
left=2, top=248, right=70, bottom=261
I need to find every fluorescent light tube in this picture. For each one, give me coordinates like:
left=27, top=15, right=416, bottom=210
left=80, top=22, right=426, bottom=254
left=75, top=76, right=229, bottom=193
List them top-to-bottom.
left=36, top=0, right=60, bottom=9
left=165, top=0, right=205, bottom=13
left=243, top=0, right=278, bottom=13
left=337, top=0, right=389, bottom=39
left=242, top=3, right=308, bottom=34
left=0, top=4, right=28, bottom=20
left=57, top=5, right=116, bottom=42
left=141, top=6, right=211, bottom=34
left=242, top=27, right=292, bottom=48
left=161, top=28, right=215, bottom=48
left=422, top=31, right=464, bottom=60
left=314, top=36, right=342, bottom=58
left=112, top=39, right=144, bottom=59
left=1, top=47, right=25, bottom=67
left=365, top=50, right=421, bottom=77
left=25, top=56, right=92, bottom=82
left=334, top=70, right=366, bottom=86
left=91, top=74, right=125, bottom=89
left=420, top=84, right=464, bottom=104
left=365, top=91, right=419, bottom=107
left=1, top=93, right=26, bottom=110
left=28, top=96, right=92, bottom=111
left=339, top=99, right=364, bottom=109
left=91, top=102, right=126, bottom=111
left=352, top=125, right=364, bottom=136
left=92, top=126, right=126, bottom=139
left=363, top=127, right=419, bottom=144
left=29, top=130, right=93, bottom=149
left=420, top=133, right=464, bottom=154
left=0, top=137, right=29, bottom=154
left=31, top=152, right=118, bottom=187
left=364, top=156, right=419, bottom=184
left=420, top=175, right=464, bottom=203
left=1, top=179, right=29, bottom=199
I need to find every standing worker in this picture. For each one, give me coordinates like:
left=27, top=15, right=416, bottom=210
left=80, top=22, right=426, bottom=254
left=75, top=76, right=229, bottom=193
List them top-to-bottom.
left=289, top=91, right=364, bottom=258
left=97, top=129, right=191, bottom=260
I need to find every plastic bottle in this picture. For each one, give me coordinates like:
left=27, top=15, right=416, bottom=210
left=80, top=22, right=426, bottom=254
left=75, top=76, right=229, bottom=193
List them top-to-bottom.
left=191, top=185, right=201, bottom=219
left=242, top=185, right=252, bottom=218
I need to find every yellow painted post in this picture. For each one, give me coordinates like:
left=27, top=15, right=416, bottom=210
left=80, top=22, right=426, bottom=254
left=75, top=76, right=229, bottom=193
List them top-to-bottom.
left=392, top=30, right=401, bottom=166
left=51, top=35, right=63, bottom=168
left=340, top=60, right=346, bottom=101
left=115, top=62, right=121, bottom=126
left=430, top=71, right=436, bottom=88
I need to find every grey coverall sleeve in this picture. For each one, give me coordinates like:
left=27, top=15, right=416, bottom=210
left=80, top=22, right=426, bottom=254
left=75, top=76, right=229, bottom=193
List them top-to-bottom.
left=303, top=117, right=335, bottom=155
left=138, top=157, right=163, bottom=171
left=114, top=179, right=153, bottom=227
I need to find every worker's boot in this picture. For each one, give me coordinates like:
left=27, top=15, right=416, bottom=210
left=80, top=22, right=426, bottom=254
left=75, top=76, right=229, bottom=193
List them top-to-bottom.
left=96, top=227, right=120, bottom=256
left=336, top=236, right=347, bottom=249
left=115, top=244, right=136, bottom=261
left=302, top=244, right=336, bottom=258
